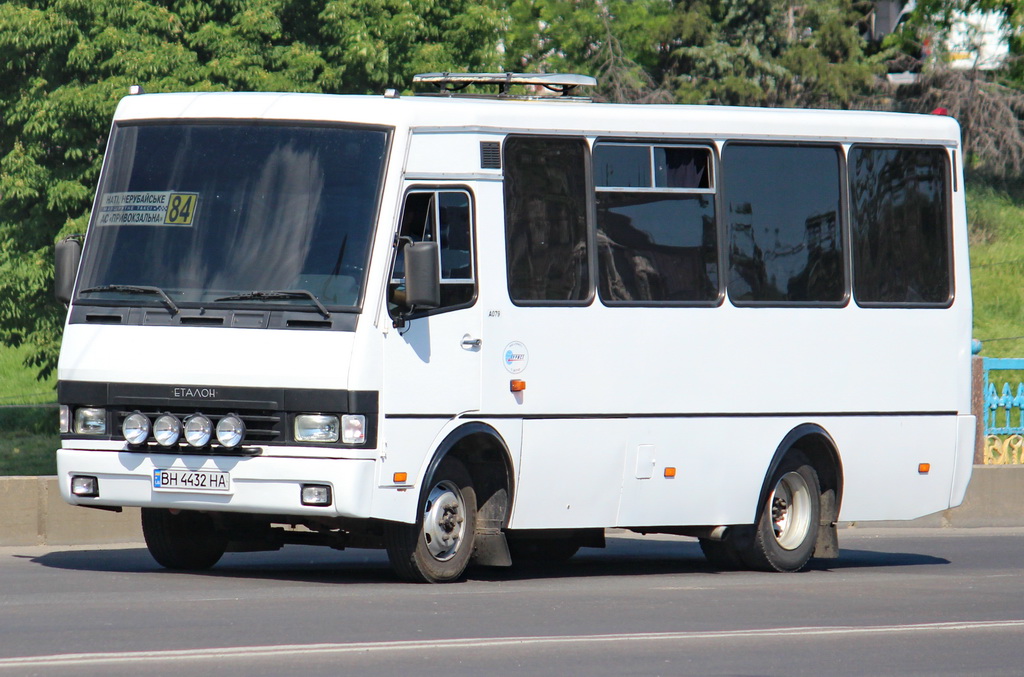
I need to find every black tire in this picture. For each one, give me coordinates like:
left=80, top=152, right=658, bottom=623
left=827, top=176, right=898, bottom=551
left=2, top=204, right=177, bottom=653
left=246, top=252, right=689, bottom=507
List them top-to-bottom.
left=742, top=451, right=821, bottom=572
left=384, top=456, right=477, bottom=583
left=141, top=508, right=227, bottom=570
left=507, top=537, right=580, bottom=565
left=698, top=537, right=745, bottom=570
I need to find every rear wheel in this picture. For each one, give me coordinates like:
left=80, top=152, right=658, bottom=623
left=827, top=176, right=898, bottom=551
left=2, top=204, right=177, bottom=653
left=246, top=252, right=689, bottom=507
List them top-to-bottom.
left=743, top=452, right=820, bottom=572
left=384, top=457, right=477, bottom=583
left=141, top=508, right=227, bottom=570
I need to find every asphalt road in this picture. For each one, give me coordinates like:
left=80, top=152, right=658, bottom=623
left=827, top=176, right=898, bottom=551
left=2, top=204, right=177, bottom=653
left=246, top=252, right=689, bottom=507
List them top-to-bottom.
left=1, top=527, right=1022, bottom=676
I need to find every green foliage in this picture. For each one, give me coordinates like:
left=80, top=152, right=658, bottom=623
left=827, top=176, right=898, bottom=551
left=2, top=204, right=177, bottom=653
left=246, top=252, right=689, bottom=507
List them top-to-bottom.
left=317, top=0, right=503, bottom=90
left=499, top=0, right=883, bottom=107
left=777, top=1, right=881, bottom=107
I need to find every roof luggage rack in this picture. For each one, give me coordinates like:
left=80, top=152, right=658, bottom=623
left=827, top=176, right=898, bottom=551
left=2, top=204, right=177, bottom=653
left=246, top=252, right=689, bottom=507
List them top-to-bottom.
left=412, top=72, right=596, bottom=100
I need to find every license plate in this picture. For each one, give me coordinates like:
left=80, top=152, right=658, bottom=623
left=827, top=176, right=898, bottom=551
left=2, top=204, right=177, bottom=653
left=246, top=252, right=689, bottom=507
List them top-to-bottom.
left=153, top=469, right=230, bottom=493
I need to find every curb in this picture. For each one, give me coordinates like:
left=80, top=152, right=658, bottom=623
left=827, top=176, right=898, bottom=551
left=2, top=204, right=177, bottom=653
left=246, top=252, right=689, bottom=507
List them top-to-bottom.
left=1, top=466, right=1021, bottom=546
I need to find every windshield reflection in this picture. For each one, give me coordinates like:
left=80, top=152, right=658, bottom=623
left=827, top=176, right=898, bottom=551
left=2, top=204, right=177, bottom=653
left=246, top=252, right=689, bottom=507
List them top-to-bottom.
left=77, top=123, right=389, bottom=311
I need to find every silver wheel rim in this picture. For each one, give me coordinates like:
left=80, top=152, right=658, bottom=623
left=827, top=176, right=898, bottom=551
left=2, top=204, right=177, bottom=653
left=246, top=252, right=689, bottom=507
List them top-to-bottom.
left=769, top=471, right=813, bottom=551
left=422, top=480, right=466, bottom=561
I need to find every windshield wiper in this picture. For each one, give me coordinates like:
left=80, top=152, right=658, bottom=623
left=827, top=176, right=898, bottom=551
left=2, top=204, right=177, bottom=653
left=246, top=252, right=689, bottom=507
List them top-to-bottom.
left=79, top=284, right=180, bottom=315
left=214, top=290, right=331, bottom=319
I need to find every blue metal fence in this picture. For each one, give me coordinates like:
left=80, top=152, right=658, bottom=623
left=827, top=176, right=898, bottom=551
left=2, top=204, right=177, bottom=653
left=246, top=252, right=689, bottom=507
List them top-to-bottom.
left=983, top=357, right=1024, bottom=435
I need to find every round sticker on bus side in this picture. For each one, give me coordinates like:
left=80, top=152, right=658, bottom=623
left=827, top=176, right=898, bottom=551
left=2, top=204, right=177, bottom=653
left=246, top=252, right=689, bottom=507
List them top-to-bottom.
left=503, top=341, right=529, bottom=374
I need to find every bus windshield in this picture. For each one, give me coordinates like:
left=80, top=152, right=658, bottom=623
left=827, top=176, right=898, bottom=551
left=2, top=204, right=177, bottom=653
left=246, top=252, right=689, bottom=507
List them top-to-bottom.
left=76, top=122, right=389, bottom=311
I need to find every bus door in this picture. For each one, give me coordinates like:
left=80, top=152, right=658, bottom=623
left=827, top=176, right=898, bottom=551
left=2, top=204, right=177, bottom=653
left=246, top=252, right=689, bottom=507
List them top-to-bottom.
left=383, top=187, right=481, bottom=416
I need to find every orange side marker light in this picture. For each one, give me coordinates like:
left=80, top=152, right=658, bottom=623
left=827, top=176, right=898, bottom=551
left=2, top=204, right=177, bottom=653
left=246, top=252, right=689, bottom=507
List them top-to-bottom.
left=510, top=380, right=526, bottom=392
left=918, top=463, right=931, bottom=475
left=664, top=467, right=677, bottom=479
left=393, top=472, right=408, bottom=483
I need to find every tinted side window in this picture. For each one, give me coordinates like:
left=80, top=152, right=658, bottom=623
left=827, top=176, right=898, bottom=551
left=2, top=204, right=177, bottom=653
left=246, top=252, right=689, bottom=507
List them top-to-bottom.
left=504, top=136, right=590, bottom=303
left=594, top=143, right=718, bottom=303
left=724, top=144, right=844, bottom=304
left=850, top=146, right=951, bottom=306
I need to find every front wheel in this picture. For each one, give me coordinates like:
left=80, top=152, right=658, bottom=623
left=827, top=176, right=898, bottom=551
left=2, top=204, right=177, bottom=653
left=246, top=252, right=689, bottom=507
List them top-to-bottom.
left=743, top=452, right=820, bottom=572
left=384, top=457, right=477, bottom=583
left=141, top=508, right=227, bottom=570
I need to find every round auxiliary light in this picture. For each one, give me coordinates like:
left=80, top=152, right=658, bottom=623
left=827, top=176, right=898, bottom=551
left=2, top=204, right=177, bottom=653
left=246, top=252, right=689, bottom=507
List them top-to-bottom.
left=122, top=412, right=151, bottom=445
left=153, top=414, right=182, bottom=447
left=184, top=414, right=213, bottom=448
left=216, top=414, right=246, bottom=448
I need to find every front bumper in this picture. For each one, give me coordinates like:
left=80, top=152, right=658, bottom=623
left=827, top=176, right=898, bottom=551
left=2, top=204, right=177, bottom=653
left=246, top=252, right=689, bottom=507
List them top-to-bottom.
left=57, top=447, right=376, bottom=519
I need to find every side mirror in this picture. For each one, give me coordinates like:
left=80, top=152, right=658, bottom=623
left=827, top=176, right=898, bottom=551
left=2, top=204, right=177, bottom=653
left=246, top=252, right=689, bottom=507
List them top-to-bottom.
left=54, top=236, right=83, bottom=305
left=402, top=240, right=441, bottom=311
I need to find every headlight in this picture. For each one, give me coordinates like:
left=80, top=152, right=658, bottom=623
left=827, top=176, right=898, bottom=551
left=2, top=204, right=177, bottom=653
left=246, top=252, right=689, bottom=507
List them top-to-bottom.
left=74, top=408, right=107, bottom=435
left=122, top=412, right=151, bottom=445
left=153, top=414, right=182, bottom=447
left=184, top=414, right=213, bottom=447
left=216, top=414, right=246, bottom=448
left=294, top=414, right=339, bottom=443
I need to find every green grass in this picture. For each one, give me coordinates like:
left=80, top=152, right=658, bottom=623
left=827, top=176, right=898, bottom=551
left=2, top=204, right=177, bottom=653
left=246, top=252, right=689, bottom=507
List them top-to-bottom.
left=968, top=182, right=1024, bottom=358
left=0, top=343, right=56, bottom=405
left=0, top=346, right=59, bottom=474
left=0, top=406, right=58, bottom=475
left=0, top=430, right=58, bottom=475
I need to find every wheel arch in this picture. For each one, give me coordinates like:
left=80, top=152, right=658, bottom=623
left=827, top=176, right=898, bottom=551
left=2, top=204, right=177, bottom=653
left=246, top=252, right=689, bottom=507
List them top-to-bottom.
left=424, top=422, right=514, bottom=521
left=755, top=423, right=844, bottom=557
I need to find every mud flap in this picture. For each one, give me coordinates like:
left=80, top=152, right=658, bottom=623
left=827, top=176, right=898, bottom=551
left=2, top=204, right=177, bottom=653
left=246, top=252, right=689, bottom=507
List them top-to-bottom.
left=814, top=489, right=840, bottom=559
left=472, top=527, right=512, bottom=567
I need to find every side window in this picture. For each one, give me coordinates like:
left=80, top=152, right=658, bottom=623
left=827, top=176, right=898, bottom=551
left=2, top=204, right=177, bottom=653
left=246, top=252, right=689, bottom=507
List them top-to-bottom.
left=504, top=136, right=590, bottom=304
left=593, top=143, right=718, bottom=304
left=723, top=144, right=844, bottom=305
left=850, top=146, right=952, bottom=306
left=389, top=189, right=475, bottom=314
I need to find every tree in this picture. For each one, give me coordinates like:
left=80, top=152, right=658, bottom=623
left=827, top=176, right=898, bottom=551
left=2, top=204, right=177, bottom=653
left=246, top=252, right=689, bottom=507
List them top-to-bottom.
left=0, top=0, right=502, bottom=381
left=499, top=0, right=883, bottom=108
left=499, top=0, right=676, bottom=102
left=876, top=0, right=1024, bottom=179
left=775, top=1, right=882, bottom=108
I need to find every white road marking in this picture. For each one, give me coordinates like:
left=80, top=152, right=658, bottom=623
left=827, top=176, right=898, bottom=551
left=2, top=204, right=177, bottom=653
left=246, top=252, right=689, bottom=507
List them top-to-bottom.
left=1, top=620, right=1022, bottom=669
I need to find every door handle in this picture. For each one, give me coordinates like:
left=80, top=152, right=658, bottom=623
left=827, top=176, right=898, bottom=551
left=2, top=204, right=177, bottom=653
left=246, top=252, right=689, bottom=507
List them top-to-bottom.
left=460, top=335, right=482, bottom=349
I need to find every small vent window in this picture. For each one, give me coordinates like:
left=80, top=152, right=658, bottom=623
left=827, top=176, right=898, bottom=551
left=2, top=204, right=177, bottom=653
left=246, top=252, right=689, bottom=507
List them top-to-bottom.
left=480, top=142, right=501, bottom=169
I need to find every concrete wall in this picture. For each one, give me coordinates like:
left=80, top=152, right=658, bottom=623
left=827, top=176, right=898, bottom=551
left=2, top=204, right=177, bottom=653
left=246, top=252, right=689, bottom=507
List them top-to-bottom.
left=867, top=464, right=1024, bottom=529
left=1, top=466, right=1021, bottom=546
left=0, top=477, right=140, bottom=545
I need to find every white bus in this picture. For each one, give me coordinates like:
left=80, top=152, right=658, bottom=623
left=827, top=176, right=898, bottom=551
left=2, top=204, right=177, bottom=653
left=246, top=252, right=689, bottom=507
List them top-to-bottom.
left=55, top=74, right=975, bottom=582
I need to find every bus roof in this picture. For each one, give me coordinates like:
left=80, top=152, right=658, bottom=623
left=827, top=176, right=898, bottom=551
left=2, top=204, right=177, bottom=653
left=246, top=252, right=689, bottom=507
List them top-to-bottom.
left=111, top=91, right=962, bottom=146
